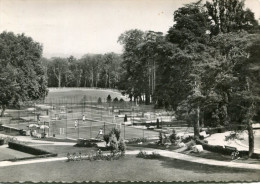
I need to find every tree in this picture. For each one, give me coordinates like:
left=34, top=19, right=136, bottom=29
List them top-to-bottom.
left=162, top=0, right=259, bottom=147
left=167, top=0, right=210, bottom=47
left=205, top=0, right=259, bottom=35
left=161, top=1, right=211, bottom=136
left=118, top=29, right=146, bottom=103
left=137, top=31, right=165, bottom=103
left=0, top=32, right=48, bottom=116
left=228, top=35, right=260, bottom=157
left=101, top=53, right=122, bottom=88
left=80, top=54, right=103, bottom=87
left=68, top=56, right=83, bottom=87
left=48, top=57, right=68, bottom=87
left=107, top=95, right=112, bottom=103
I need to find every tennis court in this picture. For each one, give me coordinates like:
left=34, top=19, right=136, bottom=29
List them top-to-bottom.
left=1, top=102, right=159, bottom=140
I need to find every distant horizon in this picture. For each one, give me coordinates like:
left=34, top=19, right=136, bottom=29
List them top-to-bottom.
left=1, top=0, right=260, bottom=59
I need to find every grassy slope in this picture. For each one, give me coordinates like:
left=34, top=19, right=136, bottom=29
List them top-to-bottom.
left=45, top=88, right=128, bottom=103
left=0, top=147, right=33, bottom=161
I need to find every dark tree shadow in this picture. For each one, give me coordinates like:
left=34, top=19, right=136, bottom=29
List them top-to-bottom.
left=159, top=157, right=259, bottom=174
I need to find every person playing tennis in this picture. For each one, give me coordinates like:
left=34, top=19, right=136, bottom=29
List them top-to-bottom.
left=96, top=128, right=103, bottom=139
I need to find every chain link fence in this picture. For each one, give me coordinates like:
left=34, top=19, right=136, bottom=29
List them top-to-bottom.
left=0, top=95, right=188, bottom=140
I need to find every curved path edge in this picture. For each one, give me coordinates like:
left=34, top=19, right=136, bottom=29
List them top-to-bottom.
left=0, top=149, right=259, bottom=170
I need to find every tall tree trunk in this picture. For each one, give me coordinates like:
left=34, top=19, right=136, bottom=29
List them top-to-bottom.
left=91, top=70, right=94, bottom=87
left=105, top=71, right=108, bottom=88
left=58, top=73, right=61, bottom=88
left=96, top=73, right=99, bottom=87
left=84, top=77, right=87, bottom=87
left=246, top=78, right=254, bottom=158
left=145, top=93, right=150, bottom=105
left=0, top=105, right=6, bottom=117
left=194, top=106, right=200, bottom=139
left=248, top=121, right=254, bottom=157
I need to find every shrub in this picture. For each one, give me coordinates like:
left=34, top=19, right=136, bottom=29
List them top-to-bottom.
left=107, top=95, right=112, bottom=103
left=97, top=97, right=102, bottom=104
left=113, top=97, right=119, bottom=103
left=119, top=98, right=124, bottom=102
left=124, top=114, right=128, bottom=122
left=156, top=118, right=160, bottom=128
left=109, top=127, right=121, bottom=141
left=102, top=128, right=125, bottom=156
left=169, top=129, right=177, bottom=143
left=158, top=132, right=163, bottom=144
left=225, top=132, right=243, bottom=141
left=109, top=133, right=119, bottom=155
left=103, top=134, right=110, bottom=145
left=199, top=135, right=204, bottom=140
left=182, top=136, right=193, bottom=143
left=118, top=138, right=126, bottom=155
left=127, top=138, right=148, bottom=144
left=0, top=139, right=4, bottom=145
left=76, top=139, right=101, bottom=147
left=186, top=140, right=196, bottom=150
left=136, top=150, right=161, bottom=159
left=136, top=150, right=146, bottom=158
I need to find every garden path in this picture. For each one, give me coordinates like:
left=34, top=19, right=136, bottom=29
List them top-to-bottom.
left=0, top=149, right=259, bottom=170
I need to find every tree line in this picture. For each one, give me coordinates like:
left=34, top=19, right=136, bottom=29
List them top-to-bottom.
left=0, top=0, right=259, bottom=157
left=118, top=0, right=260, bottom=156
left=41, top=53, right=122, bottom=89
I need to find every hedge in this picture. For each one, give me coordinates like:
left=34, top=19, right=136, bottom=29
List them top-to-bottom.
left=205, top=125, right=246, bottom=134
left=75, top=138, right=102, bottom=147
left=8, top=142, right=51, bottom=155
left=5, top=153, right=58, bottom=162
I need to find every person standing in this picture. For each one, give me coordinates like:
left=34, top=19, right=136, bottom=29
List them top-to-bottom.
left=82, top=115, right=86, bottom=122
left=96, top=128, right=103, bottom=139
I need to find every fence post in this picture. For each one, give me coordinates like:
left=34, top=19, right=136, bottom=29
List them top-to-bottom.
left=66, top=104, right=67, bottom=138
left=78, top=119, right=80, bottom=139
left=90, top=121, right=92, bottom=139
left=104, top=122, right=106, bottom=135
left=124, top=125, right=125, bottom=140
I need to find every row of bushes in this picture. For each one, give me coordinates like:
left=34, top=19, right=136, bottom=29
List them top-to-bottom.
left=99, top=95, right=125, bottom=104
left=205, top=125, right=246, bottom=134
left=126, top=138, right=148, bottom=144
left=76, top=139, right=102, bottom=147
left=8, top=142, right=51, bottom=155
left=67, top=149, right=123, bottom=162
left=136, top=151, right=161, bottom=159
left=5, top=153, right=58, bottom=162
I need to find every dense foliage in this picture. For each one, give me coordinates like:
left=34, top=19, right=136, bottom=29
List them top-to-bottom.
left=118, top=0, right=259, bottom=156
left=0, top=32, right=48, bottom=116
left=45, top=53, right=122, bottom=88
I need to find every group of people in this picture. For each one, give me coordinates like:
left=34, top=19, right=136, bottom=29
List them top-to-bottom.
left=74, top=115, right=103, bottom=138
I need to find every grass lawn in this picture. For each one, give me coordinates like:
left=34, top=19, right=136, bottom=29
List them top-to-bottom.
left=45, top=88, right=127, bottom=103
left=32, top=137, right=77, bottom=143
left=30, top=144, right=98, bottom=157
left=0, top=146, right=33, bottom=161
left=0, top=155, right=259, bottom=182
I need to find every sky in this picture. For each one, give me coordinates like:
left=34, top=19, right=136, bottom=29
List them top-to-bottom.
left=0, top=0, right=260, bottom=59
